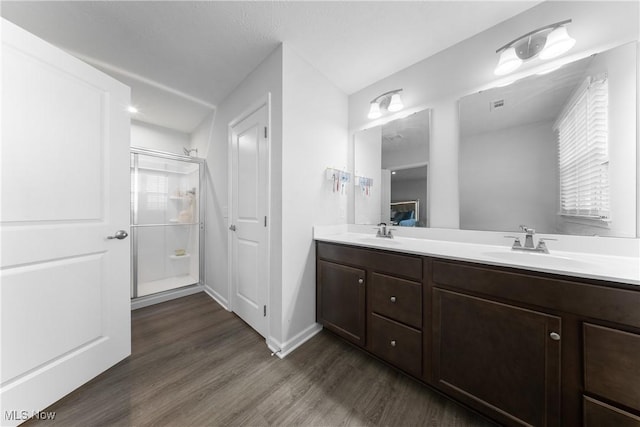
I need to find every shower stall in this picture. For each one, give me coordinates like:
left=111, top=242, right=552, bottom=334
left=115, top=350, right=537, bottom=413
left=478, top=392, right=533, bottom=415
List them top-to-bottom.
left=130, top=147, right=204, bottom=305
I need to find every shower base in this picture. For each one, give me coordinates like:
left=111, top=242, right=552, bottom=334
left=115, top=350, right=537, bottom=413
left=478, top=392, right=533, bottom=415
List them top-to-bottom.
left=137, top=275, right=199, bottom=297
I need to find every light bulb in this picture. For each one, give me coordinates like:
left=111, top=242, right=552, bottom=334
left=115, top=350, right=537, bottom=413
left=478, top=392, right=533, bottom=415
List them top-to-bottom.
left=539, top=26, right=575, bottom=60
left=494, top=47, right=523, bottom=76
left=387, top=93, right=404, bottom=112
left=368, top=101, right=381, bottom=119
left=127, top=105, right=139, bottom=114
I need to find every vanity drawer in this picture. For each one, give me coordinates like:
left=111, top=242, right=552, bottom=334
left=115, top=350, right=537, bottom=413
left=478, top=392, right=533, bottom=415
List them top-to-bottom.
left=317, top=242, right=422, bottom=281
left=432, top=260, right=640, bottom=329
left=371, top=272, right=422, bottom=329
left=370, top=313, right=422, bottom=377
left=584, top=323, right=640, bottom=412
left=584, top=396, right=640, bottom=427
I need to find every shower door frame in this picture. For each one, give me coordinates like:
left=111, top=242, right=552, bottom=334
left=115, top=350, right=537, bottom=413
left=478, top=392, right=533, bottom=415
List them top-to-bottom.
left=130, top=146, right=205, bottom=301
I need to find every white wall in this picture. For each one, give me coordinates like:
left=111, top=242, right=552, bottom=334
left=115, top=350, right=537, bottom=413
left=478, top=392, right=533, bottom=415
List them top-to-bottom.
left=348, top=1, right=639, bottom=236
left=203, top=43, right=348, bottom=351
left=280, top=43, right=348, bottom=347
left=203, top=44, right=283, bottom=329
left=190, top=111, right=216, bottom=160
left=131, top=120, right=190, bottom=154
left=460, top=120, right=557, bottom=234
left=354, top=126, right=382, bottom=225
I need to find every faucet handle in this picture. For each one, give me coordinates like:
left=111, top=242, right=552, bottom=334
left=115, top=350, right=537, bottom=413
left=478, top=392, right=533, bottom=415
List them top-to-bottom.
left=519, top=225, right=535, bottom=234
left=537, top=237, right=557, bottom=247
left=536, top=238, right=556, bottom=253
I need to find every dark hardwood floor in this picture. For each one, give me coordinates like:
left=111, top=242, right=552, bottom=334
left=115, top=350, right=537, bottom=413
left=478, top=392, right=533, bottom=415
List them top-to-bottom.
left=27, top=293, right=494, bottom=426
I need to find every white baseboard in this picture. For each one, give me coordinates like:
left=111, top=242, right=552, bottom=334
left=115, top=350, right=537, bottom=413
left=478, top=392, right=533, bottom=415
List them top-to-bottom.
left=131, top=285, right=203, bottom=310
left=203, top=285, right=230, bottom=311
left=268, top=323, right=323, bottom=359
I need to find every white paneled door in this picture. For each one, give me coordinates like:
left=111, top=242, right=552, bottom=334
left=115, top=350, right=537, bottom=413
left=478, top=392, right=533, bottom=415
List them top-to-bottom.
left=0, top=19, right=131, bottom=425
left=229, top=101, right=269, bottom=337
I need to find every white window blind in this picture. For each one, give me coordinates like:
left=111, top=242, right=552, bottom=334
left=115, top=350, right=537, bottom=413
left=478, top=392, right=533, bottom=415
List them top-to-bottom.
left=554, top=75, right=609, bottom=220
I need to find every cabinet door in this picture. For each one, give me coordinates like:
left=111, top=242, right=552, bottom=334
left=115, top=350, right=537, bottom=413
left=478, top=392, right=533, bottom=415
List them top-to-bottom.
left=317, top=260, right=366, bottom=346
left=433, top=288, right=561, bottom=427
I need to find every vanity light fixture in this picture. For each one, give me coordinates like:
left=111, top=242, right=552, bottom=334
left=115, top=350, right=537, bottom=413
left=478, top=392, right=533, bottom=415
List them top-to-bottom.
left=494, top=19, right=575, bottom=76
left=368, top=89, right=404, bottom=119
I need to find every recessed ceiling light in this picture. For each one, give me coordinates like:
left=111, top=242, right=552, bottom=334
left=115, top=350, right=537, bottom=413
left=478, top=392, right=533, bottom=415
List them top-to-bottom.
left=127, top=106, right=139, bottom=114
left=391, top=171, right=397, bottom=175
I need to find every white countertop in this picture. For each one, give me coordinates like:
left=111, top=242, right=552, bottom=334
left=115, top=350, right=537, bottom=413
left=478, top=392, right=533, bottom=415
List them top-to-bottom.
left=314, top=227, right=640, bottom=286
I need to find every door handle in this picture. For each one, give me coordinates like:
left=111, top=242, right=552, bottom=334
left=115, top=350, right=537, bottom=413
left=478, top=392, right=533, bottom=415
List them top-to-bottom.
left=229, top=224, right=236, bottom=231
left=107, top=230, right=128, bottom=240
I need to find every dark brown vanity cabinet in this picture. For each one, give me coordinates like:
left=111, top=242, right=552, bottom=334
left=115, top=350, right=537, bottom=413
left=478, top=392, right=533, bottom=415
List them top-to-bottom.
left=316, top=241, right=640, bottom=426
left=316, top=242, right=423, bottom=377
left=316, top=259, right=366, bottom=346
left=369, top=272, right=423, bottom=377
left=432, top=288, right=561, bottom=426
left=583, top=324, right=640, bottom=426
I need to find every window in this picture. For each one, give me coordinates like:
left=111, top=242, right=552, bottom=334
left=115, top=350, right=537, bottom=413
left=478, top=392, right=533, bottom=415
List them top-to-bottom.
left=554, top=75, right=609, bottom=220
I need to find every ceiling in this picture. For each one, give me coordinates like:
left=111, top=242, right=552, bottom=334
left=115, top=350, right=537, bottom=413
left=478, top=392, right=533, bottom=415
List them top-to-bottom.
left=2, top=1, right=539, bottom=133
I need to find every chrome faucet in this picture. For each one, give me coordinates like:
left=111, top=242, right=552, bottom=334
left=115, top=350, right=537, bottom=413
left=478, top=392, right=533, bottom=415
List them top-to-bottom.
left=375, top=222, right=394, bottom=238
left=504, top=225, right=556, bottom=254
left=520, top=225, right=536, bottom=249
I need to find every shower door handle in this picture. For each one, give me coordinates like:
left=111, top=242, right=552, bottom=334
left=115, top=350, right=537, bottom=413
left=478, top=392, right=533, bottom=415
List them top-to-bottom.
left=229, top=224, right=236, bottom=231
left=107, top=230, right=129, bottom=240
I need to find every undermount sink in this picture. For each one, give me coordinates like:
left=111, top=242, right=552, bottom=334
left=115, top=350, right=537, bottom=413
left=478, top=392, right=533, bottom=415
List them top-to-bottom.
left=356, top=237, right=401, bottom=245
left=483, top=250, right=589, bottom=269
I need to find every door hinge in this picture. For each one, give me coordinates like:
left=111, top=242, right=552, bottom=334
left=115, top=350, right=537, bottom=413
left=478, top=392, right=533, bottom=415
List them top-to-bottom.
left=264, top=127, right=268, bottom=138
left=264, top=216, right=267, bottom=227
left=263, top=305, right=267, bottom=316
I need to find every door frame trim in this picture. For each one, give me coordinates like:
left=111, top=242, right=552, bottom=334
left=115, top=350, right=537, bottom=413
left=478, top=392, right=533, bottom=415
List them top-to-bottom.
left=227, top=93, right=272, bottom=342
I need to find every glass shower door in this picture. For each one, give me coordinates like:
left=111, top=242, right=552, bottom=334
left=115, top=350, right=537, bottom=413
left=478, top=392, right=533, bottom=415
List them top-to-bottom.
left=131, top=149, right=204, bottom=299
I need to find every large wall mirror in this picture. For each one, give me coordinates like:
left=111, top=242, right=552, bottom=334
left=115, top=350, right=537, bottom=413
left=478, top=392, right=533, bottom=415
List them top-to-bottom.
left=459, top=41, right=637, bottom=237
left=355, top=109, right=431, bottom=227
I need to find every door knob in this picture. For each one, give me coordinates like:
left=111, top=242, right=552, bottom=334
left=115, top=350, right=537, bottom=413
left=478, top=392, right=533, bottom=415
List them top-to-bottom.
left=229, top=224, right=236, bottom=231
left=107, top=230, right=128, bottom=240
left=390, top=296, right=397, bottom=303
left=550, top=332, right=561, bottom=341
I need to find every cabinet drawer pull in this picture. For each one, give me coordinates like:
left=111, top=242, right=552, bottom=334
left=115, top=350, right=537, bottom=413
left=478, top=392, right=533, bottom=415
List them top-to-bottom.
left=358, top=278, right=364, bottom=284
left=390, top=296, right=397, bottom=303
left=550, top=332, right=560, bottom=341
left=390, top=340, right=396, bottom=347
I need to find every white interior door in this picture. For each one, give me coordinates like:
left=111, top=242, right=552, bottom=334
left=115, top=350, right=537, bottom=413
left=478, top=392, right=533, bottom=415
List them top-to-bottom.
left=0, top=19, right=131, bottom=425
left=229, top=103, right=269, bottom=337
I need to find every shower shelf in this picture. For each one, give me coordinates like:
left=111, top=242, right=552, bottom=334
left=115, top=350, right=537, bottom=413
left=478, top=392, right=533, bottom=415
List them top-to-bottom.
left=168, top=219, right=197, bottom=224
left=169, top=254, right=191, bottom=260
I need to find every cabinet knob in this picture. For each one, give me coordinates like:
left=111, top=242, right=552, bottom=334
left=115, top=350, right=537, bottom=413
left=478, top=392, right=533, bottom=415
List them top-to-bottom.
left=358, top=278, right=364, bottom=284
left=390, top=296, right=397, bottom=303
left=549, top=332, right=561, bottom=341
left=390, top=340, right=396, bottom=347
